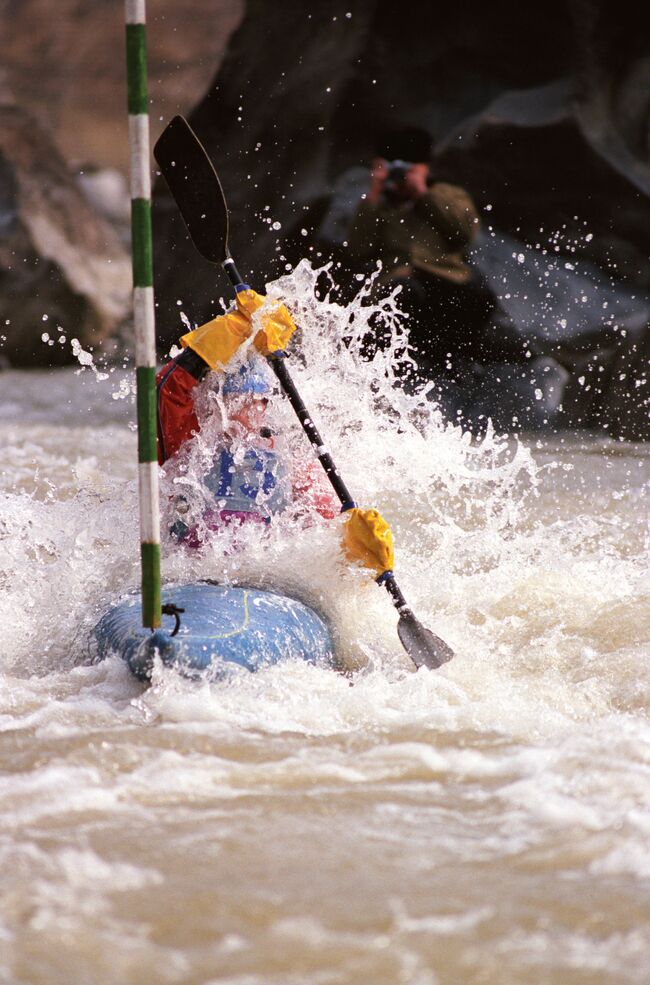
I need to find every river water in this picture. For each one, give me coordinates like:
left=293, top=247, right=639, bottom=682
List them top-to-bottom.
left=1, top=265, right=649, bottom=984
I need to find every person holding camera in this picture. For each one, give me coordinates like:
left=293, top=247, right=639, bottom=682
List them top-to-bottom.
left=346, top=127, right=510, bottom=374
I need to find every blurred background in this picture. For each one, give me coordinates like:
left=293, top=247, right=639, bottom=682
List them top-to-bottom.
left=2, top=0, right=649, bottom=436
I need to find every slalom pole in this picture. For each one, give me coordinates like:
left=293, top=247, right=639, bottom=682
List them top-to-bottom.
left=125, top=0, right=161, bottom=629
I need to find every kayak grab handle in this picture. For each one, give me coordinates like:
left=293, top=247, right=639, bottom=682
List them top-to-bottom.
left=161, top=603, right=185, bottom=637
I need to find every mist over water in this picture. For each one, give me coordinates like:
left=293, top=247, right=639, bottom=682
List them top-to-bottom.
left=1, top=262, right=649, bottom=984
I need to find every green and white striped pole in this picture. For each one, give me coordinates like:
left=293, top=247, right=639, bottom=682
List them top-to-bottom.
left=125, top=0, right=161, bottom=629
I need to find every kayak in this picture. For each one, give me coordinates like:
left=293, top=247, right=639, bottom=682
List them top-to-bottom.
left=94, top=582, right=335, bottom=681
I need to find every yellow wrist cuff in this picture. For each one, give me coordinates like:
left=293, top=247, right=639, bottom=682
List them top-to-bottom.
left=180, top=289, right=298, bottom=367
left=343, top=507, right=395, bottom=575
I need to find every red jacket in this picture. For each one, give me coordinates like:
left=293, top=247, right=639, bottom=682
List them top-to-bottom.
left=156, top=352, right=205, bottom=465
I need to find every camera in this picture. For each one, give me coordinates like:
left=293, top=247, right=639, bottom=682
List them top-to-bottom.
left=383, top=159, right=412, bottom=197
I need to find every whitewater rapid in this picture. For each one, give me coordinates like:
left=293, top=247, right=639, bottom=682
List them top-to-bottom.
left=1, top=261, right=649, bottom=984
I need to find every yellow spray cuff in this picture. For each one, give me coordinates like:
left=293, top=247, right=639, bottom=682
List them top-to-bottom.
left=180, top=289, right=298, bottom=367
left=237, top=289, right=298, bottom=355
left=254, top=300, right=298, bottom=355
left=180, top=310, right=251, bottom=369
left=342, top=507, right=394, bottom=575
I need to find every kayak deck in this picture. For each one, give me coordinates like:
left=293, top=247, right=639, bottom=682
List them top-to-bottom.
left=94, top=582, right=335, bottom=680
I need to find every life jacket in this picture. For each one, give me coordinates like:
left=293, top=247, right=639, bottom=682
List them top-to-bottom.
left=203, top=446, right=290, bottom=518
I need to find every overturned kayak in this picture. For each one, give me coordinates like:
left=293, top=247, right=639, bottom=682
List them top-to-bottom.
left=94, top=582, right=335, bottom=681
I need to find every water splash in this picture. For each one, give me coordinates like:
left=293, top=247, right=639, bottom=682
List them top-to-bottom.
left=1, top=260, right=647, bottom=716
left=156, top=260, right=542, bottom=670
left=2, top=262, right=650, bottom=985
left=70, top=338, right=110, bottom=381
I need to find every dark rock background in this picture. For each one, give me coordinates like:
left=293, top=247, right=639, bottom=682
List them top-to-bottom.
left=1, top=0, right=242, bottom=365
left=2, top=0, right=243, bottom=173
left=3, top=0, right=649, bottom=436
left=150, top=0, right=650, bottom=436
left=154, top=0, right=650, bottom=313
left=0, top=104, right=132, bottom=366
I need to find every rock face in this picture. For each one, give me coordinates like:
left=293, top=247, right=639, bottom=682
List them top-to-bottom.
left=2, top=0, right=242, bottom=366
left=3, top=0, right=243, bottom=172
left=153, top=1, right=650, bottom=312
left=0, top=105, right=131, bottom=367
left=560, top=329, right=650, bottom=437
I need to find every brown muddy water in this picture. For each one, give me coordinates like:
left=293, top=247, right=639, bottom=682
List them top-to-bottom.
left=1, top=349, right=649, bottom=985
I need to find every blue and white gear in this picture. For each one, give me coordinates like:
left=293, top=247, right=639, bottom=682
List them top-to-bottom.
left=204, top=447, right=290, bottom=517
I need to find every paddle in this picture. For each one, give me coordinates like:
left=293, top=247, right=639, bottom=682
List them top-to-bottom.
left=153, top=115, right=453, bottom=670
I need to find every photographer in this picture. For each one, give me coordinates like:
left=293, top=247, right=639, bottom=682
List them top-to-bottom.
left=347, top=127, right=515, bottom=374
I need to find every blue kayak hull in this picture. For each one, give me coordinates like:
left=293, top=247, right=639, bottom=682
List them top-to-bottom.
left=94, top=583, right=335, bottom=681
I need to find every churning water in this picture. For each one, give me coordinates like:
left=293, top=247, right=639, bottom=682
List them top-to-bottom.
left=1, top=262, right=649, bottom=984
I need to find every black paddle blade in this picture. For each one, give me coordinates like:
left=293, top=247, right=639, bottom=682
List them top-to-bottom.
left=153, top=115, right=229, bottom=264
left=397, top=612, right=454, bottom=670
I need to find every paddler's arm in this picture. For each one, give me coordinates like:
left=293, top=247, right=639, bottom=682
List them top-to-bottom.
left=157, top=289, right=299, bottom=464
left=180, top=289, right=298, bottom=366
left=156, top=348, right=209, bottom=464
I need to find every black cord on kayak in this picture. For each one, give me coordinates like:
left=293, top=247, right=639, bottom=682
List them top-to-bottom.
left=161, top=603, right=185, bottom=637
